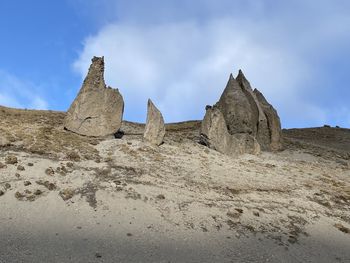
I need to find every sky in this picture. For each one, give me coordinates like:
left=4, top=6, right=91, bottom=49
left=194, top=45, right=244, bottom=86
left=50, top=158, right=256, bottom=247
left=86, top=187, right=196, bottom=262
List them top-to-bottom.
left=0, top=0, right=349, bottom=128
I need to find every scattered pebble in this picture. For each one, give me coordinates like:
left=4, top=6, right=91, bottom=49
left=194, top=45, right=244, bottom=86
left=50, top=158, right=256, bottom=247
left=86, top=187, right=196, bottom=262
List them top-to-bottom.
left=5, top=155, right=18, bottom=165
left=66, top=162, right=74, bottom=168
left=27, top=163, right=34, bottom=167
left=17, top=165, right=25, bottom=171
left=45, top=167, right=55, bottom=176
left=15, top=173, right=20, bottom=178
left=36, top=180, right=57, bottom=190
left=24, top=181, right=32, bottom=186
left=4, top=183, right=11, bottom=190
left=59, top=188, right=75, bottom=201
left=34, top=189, right=43, bottom=196
left=0, top=190, right=4, bottom=196
left=15, top=191, right=25, bottom=200
left=156, top=194, right=166, bottom=200
left=26, top=195, right=36, bottom=202
left=235, top=208, right=244, bottom=214
left=253, top=211, right=260, bottom=217
left=335, top=223, right=350, bottom=234
left=126, top=233, right=133, bottom=237
left=95, top=253, right=102, bottom=258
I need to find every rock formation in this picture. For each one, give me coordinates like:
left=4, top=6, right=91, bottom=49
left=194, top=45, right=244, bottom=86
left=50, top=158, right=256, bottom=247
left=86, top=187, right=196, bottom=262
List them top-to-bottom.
left=64, top=57, right=124, bottom=137
left=202, top=70, right=282, bottom=155
left=236, top=70, right=271, bottom=150
left=254, top=89, right=283, bottom=151
left=143, top=99, right=165, bottom=146
left=200, top=106, right=260, bottom=156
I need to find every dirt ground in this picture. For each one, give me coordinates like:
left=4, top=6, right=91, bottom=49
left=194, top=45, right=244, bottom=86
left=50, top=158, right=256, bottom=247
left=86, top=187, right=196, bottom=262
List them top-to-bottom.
left=0, top=106, right=349, bottom=262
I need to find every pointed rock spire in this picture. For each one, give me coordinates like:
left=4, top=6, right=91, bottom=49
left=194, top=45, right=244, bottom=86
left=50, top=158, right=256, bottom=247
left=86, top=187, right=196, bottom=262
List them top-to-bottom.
left=64, top=56, right=124, bottom=137
left=202, top=70, right=283, bottom=156
left=235, top=70, right=271, bottom=149
left=215, top=73, right=257, bottom=134
left=143, top=99, right=165, bottom=146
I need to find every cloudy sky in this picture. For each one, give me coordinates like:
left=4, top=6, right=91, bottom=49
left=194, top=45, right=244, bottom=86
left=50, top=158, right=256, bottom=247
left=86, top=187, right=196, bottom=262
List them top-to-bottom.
left=0, top=0, right=349, bottom=128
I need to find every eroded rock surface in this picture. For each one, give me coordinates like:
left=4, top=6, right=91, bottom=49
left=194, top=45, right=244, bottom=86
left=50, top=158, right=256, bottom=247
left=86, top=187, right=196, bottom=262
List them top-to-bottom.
left=64, top=56, right=124, bottom=137
left=203, top=70, right=282, bottom=155
left=215, top=74, right=256, bottom=135
left=254, top=89, right=283, bottom=151
left=143, top=99, right=165, bottom=146
left=200, top=106, right=260, bottom=156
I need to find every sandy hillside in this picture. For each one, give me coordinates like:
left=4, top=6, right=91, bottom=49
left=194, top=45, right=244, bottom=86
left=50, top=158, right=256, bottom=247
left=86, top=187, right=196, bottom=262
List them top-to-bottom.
left=0, top=106, right=349, bottom=263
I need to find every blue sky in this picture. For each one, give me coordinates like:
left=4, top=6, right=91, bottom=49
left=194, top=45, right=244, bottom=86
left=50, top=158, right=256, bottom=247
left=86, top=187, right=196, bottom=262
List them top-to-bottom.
left=0, top=0, right=349, bottom=128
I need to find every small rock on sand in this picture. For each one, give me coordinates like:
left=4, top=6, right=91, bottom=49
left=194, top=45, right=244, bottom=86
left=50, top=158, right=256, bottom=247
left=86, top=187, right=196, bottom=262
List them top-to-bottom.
left=5, top=155, right=18, bottom=165
left=17, top=165, right=25, bottom=171
left=45, top=167, right=55, bottom=176
left=24, top=181, right=32, bottom=186
left=59, top=188, right=75, bottom=201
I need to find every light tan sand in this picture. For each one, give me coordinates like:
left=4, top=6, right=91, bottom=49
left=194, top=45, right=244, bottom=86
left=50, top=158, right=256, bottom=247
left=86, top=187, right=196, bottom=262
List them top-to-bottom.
left=0, top=107, right=349, bottom=262
left=0, top=137, right=349, bottom=262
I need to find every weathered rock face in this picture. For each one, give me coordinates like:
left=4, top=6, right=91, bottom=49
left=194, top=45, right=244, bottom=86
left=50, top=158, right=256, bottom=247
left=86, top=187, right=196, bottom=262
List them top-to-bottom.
left=64, top=57, right=124, bottom=137
left=202, top=70, right=282, bottom=155
left=236, top=70, right=271, bottom=150
left=215, top=74, right=256, bottom=135
left=254, top=89, right=283, bottom=151
left=143, top=99, right=165, bottom=146
left=200, top=106, right=260, bottom=156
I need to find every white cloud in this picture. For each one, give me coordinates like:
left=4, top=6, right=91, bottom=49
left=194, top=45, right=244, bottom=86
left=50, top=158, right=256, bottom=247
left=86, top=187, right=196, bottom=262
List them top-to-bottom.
left=73, top=1, right=350, bottom=128
left=0, top=70, right=49, bottom=110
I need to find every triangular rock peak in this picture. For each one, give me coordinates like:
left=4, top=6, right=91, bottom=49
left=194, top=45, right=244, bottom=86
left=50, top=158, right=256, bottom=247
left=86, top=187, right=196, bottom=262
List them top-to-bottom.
left=64, top=56, right=124, bottom=137
left=203, top=70, right=282, bottom=154
left=143, top=99, right=165, bottom=146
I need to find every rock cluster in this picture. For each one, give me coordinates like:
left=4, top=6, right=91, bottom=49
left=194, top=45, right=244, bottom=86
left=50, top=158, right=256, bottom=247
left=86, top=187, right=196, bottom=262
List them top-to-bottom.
left=63, top=56, right=281, bottom=154
left=64, top=57, right=124, bottom=137
left=201, top=70, right=282, bottom=156
left=143, top=99, right=165, bottom=146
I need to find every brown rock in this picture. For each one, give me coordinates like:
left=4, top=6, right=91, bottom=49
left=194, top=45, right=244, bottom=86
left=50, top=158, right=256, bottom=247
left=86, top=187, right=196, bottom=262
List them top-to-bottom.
left=64, top=56, right=124, bottom=137
left=254, top=89, right=283, bottom=151
left=143, top=99, right=165, bottom=146
left=200, top=106, right=260, bottom=156
left=5, top=155, right=18, bottom=165
left=17, top=165, right=25, bottom=171
left=45, top=167, right=55, bottom=176
left=24, top=181, right=32, bottom=186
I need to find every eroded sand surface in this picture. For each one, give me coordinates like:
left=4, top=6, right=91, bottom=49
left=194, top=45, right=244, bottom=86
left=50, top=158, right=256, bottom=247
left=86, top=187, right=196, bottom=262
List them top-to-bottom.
left=0, top=107, right=349, bottom=262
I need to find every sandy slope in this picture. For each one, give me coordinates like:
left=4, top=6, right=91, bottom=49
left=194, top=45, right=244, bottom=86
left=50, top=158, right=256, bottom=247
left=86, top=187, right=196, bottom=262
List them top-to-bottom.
left=0, top=107, right=350, bottom=262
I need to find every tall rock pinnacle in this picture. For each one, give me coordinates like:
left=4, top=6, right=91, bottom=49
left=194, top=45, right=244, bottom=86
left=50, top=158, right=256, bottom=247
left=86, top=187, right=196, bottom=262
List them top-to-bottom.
left=64, top=56, right=124, bottom=137
left=215, top=73, right=257, bottom=135
left=143, top=99, right=165, bottom=146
